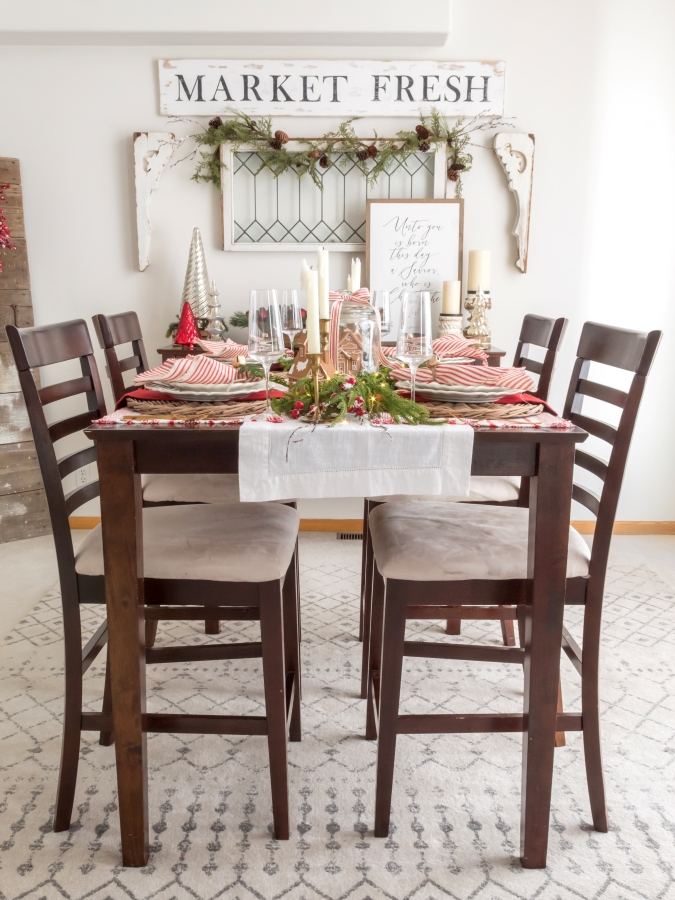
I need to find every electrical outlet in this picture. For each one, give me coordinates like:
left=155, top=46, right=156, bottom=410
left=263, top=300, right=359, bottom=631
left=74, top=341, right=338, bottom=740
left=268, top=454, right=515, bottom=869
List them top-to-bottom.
left=76, top=466, right=90, bottom=486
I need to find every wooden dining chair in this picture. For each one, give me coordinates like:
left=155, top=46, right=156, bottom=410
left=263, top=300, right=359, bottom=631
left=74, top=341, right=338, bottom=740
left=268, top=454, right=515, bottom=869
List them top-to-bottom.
left=359, top=314, right=568, bottom=658
left=6, top=319, right=302, bottom=841
left=363, top=321, right=661, bottom=837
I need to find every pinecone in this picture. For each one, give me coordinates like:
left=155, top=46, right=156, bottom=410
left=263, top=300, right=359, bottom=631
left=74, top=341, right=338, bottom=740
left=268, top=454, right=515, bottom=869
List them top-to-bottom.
left=208, top=116, right=223, bottom=129
left=415, top=124, right=430, bottom=140
left=274, top=130, right=289, bottom=144
left=269, top=138, right=283, bottom=150
left=418, top=141, right=431, bottom=153
left=367, top=145, right=378, bottom=159
left=356, top=148, right=369, bottom=161
left=308, top=150, right=321, bottom=160
left=319, top=155, right=329, bottom=168
left=449, top=162, right=466, bottom=171
left=447, top=168, right=460, bottom=182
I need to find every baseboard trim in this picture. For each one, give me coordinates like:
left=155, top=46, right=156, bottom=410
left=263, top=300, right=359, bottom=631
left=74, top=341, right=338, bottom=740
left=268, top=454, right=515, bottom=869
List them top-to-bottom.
left=68, top=515, right=675, bottom=536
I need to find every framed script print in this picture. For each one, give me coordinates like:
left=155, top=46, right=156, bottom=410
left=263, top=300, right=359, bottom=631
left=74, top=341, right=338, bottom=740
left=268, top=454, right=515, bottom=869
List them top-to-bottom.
left=366, top=198, right=464, bottom=339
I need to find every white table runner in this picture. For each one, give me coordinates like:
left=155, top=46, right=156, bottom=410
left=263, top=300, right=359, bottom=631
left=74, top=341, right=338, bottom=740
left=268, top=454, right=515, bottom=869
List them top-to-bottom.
left=238, top=418, right=474, bottom=502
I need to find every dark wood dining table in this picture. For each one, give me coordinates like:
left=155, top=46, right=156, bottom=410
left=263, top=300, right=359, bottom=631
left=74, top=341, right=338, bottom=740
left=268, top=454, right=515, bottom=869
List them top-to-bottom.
left=84, top=420, right=587, bottom=870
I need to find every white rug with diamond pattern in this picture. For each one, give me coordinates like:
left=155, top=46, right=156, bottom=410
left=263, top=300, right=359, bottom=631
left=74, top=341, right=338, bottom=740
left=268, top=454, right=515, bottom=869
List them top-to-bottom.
left=1, top=533, right=674, bottom=900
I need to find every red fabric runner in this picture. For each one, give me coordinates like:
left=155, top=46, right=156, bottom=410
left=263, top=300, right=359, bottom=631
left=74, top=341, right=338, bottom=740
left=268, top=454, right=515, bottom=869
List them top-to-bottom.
left=115, top=387, right=285, bottom=411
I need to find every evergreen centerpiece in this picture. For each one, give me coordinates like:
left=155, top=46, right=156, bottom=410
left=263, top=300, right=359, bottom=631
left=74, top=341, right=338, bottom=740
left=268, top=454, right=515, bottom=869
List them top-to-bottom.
left=272, top=369, right=435, bottom=425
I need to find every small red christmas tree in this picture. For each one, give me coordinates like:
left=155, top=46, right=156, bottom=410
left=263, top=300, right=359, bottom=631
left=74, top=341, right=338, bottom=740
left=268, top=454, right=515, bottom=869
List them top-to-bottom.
left=175, top=301, right=200, bottom=349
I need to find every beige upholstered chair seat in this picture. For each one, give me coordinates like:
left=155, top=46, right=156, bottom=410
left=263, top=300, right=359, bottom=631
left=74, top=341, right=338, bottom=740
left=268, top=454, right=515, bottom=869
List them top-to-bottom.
left=141, top=473, right=241, bottom=504
left=369, top=475, right=520, bottom=504
left=369, top=501, right=590, bottom=581
left=75, top=502, right=299, bottom=582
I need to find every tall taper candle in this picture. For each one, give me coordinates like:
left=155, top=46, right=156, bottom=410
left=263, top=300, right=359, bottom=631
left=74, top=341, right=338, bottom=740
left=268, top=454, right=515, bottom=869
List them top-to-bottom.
left=317, top=247, right=329, bottom=318
left=467, top=250, right=491, bottom=291
left=350, top=258, right=361, bottom=291
left=306, top=270, right=320, bottom=355
left=442, top=281, right=461, bottom=314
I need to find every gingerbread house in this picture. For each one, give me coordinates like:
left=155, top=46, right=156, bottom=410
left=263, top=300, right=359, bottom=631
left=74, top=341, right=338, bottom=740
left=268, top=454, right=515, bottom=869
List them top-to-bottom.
left=336, top=327, right=364, bottom=375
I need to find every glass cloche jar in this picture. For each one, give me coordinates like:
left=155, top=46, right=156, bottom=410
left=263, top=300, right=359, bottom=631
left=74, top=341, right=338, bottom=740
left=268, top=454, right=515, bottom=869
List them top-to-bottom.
left=335, top=296, right=382, bottom=376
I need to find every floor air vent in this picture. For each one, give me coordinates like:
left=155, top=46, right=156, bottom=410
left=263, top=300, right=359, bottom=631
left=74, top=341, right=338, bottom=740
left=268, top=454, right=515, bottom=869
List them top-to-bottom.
left=337, top=532, right=363, bottom=541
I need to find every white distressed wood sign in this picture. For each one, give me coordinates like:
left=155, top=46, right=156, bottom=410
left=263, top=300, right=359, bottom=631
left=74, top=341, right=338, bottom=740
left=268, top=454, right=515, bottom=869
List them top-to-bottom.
left=159, top=60, right=505, bottom=118
left=133, top=131, right=183, bottom=271
left=493, top=132, right=535, bottom=273
left=366, top=198, right=464, bottom=339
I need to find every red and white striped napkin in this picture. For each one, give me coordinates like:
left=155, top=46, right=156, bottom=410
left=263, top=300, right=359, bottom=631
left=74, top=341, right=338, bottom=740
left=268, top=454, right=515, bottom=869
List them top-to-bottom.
left=380, top=335, right=488, bottom=365
left=195, top=338, right=249, bottom=359
left=134, top=356, right=257, bottom=387
left=390, top=362, right=535, bottom=393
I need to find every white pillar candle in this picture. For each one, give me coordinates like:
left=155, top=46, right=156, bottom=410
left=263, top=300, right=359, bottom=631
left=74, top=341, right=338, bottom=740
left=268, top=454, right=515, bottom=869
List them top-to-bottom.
left=317, top=247, right=329, bottom=318
left=467, top=250, right=491, bottom=291
left=306, top=270, right=320, bottom=355
left=441, top=280, right=461, bottom=315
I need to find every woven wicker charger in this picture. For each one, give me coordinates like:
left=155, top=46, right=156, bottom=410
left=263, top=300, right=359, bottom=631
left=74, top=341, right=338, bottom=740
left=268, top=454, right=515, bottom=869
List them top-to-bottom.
left=124, top=399, right=268, bottom=420
left=420, top=401, right=544, bottom=420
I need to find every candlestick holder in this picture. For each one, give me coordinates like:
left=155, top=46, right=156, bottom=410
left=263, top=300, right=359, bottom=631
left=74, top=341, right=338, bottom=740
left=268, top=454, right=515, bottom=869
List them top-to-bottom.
left=463, top=286, right=492, bottom=348
left=438, top=313, right=464, bottom=337
left=319, top=318, right=336, bottom=377
left=308, top=352, right=322, bottom=420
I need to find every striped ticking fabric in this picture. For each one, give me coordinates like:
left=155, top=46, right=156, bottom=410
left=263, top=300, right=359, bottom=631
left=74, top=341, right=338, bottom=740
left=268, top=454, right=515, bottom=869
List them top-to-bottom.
left=380, top=336, right=488, bottom=365
left=195, top=339, right=249, bottom=359
left=134, top=356, right=256, bottom=386
left=390, top=363, right=535, bottom=392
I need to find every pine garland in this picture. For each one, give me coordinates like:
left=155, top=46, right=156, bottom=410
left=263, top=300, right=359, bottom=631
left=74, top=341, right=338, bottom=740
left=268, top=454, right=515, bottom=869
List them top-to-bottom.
left=191, top=107, right=507, bottom=198
left=271, top=369, right=436, bottom=425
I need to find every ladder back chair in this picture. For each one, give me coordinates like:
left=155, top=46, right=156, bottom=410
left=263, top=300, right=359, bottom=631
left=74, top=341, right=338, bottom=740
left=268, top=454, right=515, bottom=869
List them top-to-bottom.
left=93, top=310, right=254, bottom=636
left=359, top=314, right=568, bottom=670
left=6, top=319, right=302, bottom=841
left=363, top=321, right=661, bottom=840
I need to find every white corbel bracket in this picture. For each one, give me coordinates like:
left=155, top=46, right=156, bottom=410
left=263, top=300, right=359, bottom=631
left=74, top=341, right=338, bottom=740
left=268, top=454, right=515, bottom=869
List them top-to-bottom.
left=134, top=131, right=183, bottom=271
left=494, top=133, right=535, bottom=273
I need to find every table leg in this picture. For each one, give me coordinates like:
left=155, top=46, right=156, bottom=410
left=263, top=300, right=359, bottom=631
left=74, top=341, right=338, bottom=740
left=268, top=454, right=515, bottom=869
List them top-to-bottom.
left=98, top=439, right=148, bottom=867
left=520, top=441, right=575, bottom=868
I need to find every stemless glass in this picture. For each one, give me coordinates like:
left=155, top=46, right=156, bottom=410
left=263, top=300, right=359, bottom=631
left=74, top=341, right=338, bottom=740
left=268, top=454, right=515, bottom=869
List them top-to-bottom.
left=248, top=289, right=284, bottom=416
left=279, top=289, right=303, bottom=351
left=372, top=290, right=391, bottom=335
left=396, top=290, right=433, bottom=402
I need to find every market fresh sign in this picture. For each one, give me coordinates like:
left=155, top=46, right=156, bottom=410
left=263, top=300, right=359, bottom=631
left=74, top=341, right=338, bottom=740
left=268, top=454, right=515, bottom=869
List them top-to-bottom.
left=158, top=60, right=505, bottom=118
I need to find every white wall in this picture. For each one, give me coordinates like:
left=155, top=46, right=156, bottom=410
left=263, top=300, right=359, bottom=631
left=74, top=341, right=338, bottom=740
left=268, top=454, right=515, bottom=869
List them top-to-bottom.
left=1, top=0, right=673, bottom=520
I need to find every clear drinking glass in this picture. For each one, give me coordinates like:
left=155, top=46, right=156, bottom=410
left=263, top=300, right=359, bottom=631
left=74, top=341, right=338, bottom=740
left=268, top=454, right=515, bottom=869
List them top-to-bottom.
left=248, top=289, right=284, bottom=415
left=280, top=289, right=303, bottom=351
left=372, top=290, right=391, bottom=335
left=396, top=290, right=433, bottom=402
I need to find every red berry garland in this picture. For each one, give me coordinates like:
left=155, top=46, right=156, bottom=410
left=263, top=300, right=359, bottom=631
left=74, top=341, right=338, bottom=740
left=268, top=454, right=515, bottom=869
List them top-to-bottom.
left=0, top=184, right=17, bottom=275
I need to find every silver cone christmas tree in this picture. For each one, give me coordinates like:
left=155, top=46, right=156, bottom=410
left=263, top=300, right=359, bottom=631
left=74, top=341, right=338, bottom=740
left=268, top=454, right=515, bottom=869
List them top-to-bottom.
left=180, top=228, right=211, bottom=319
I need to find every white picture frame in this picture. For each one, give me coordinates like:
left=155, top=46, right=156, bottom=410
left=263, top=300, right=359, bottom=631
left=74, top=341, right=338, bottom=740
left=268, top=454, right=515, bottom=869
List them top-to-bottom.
left=221, top=142, right=449, bottom=251
left=366, top=198, right=464, bottom=339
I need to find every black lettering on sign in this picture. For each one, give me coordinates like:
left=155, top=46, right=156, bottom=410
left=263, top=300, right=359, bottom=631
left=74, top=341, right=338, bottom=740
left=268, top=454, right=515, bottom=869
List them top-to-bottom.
left=176, top=74, right=204, bottom=101
left=242, top=74, right=263, bottom=102
left=211, top=75, right=233, bottom=102
left=272, top=75, right=294, bottom=102
left=301, top=75, right=320, bottom=102
left=322, top=75, right=348, bottom=102
left=372, top=75, right=391, bottom=101
left=396, top=75, right=414, bottom=102
left=422, top=75, right=440, bottom=102
left=445, top=75, right=461, bottom=102
left=465, top=75, right=491, bottom=102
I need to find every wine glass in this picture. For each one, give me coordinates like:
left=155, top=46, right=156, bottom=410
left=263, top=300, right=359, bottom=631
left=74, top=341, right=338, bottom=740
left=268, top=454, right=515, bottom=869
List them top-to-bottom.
left=248, top=289, right=284, bottom=416
left=279, top=289, right=303, bottom=351
left=372, top=290, right=391, bottom=335
left=396, top=291, right=432, bottom=402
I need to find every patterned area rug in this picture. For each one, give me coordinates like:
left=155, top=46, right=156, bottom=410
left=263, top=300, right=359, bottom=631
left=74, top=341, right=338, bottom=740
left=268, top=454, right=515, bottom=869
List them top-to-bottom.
left=1, top=534, right=674, bottom=900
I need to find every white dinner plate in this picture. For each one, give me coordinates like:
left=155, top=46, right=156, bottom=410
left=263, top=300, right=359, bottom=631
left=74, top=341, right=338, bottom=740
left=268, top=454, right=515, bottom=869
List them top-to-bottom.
left=144, top=380, right=285, bottom=401
left=396, top=381, right=512, bottom=401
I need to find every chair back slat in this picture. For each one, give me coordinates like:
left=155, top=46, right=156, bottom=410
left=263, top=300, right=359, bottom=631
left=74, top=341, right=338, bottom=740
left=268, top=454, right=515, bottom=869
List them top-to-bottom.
left=93, top=312, right=150, bottom=403
left=513, top=315, right=567, bottom=402
left=5, top=320, right=107, bottom=596
left=562, top=322, right=662, bottom=583
left=39, top=375, right=93, bottom=406
left=577, top=378, right=628, bottom=409
left=49, top=410, right=101, bottom=445
left=568, top=412, right=617, bottom=447
left=58, top=446, right=98, bottom=480
left=574, top=450, right=608, bottom=484
left=65, top=481, right=100, bottom=517
left=572, top=484, right=601, bottom=517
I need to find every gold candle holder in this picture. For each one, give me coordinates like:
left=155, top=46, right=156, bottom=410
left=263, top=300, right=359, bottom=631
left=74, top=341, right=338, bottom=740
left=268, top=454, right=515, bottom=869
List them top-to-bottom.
left=319, top=318, right=336, bottom=377
left=308, top=352, right=322, bottom=419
